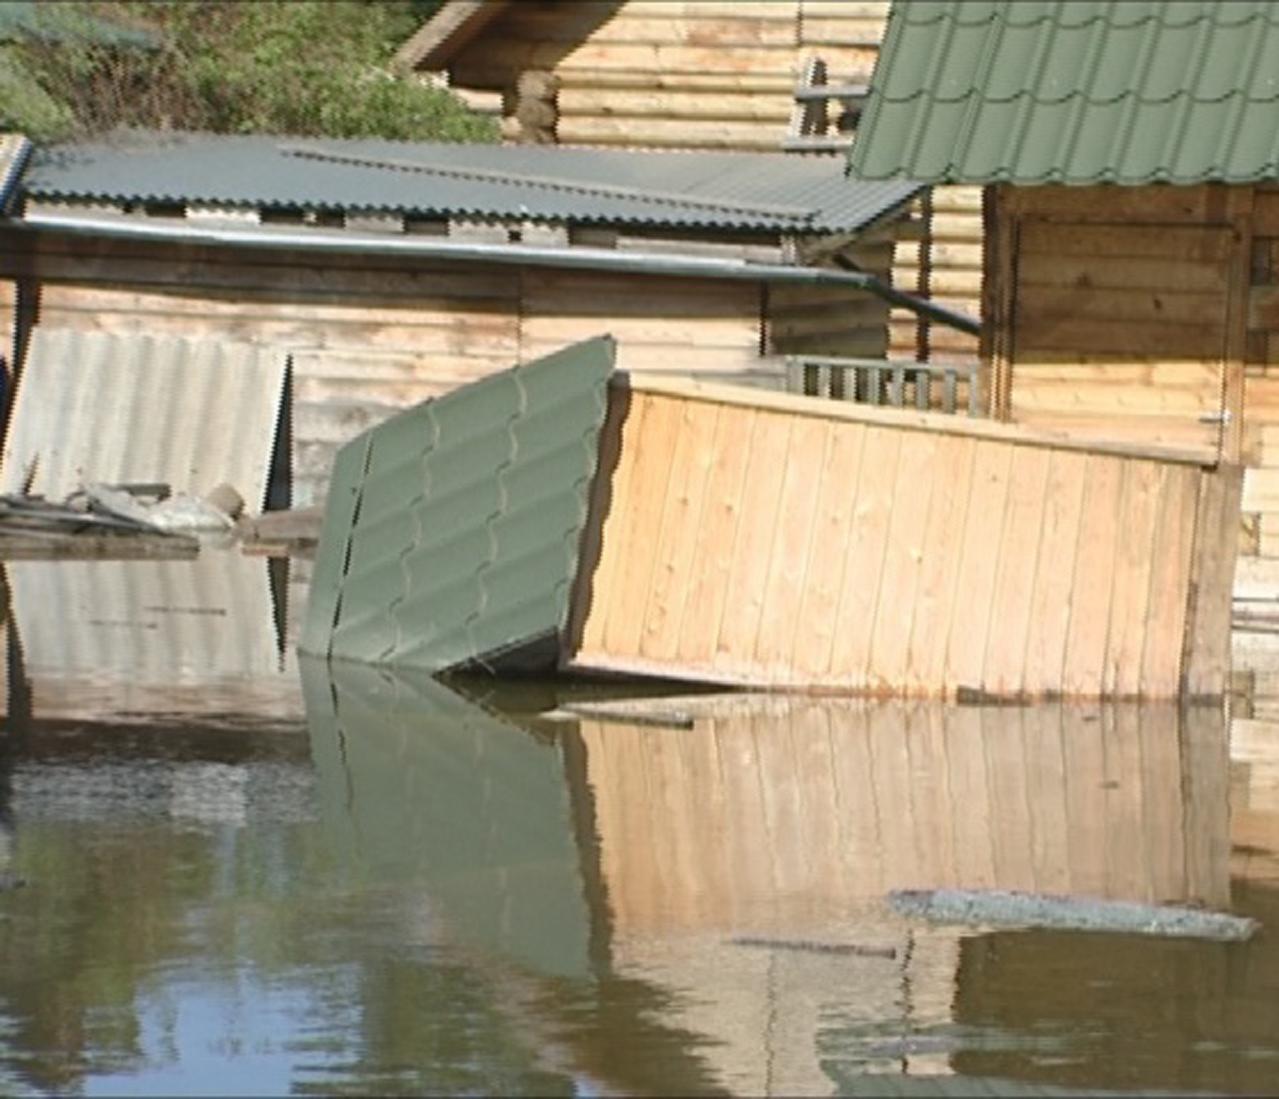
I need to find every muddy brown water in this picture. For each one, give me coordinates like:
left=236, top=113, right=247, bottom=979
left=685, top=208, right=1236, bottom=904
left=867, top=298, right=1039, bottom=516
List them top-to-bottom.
left=0, top=550, right=1276, bottom=1096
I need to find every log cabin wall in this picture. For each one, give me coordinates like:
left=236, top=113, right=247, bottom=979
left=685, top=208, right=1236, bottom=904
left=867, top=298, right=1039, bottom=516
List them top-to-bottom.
left=432, top=0, right=980, bottom=370
left=986, top=183, right=1279, bottom=565
left=987, top=184, right=1247, bottom=458
left=0, top=225, right=883, bottom=505
left=768, top=237, right=893, bottom=359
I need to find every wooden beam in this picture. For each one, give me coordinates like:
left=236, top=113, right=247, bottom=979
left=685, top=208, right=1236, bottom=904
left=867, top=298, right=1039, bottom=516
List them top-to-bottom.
left=393, top=0, right=509, bottom=72
left=1223, top=186, right=1255, bottom=462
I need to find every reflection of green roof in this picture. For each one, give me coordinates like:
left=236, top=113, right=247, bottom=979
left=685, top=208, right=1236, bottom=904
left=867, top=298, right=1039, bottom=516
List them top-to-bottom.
left=0, top=1, right=158, bottom=49
left=848, top=1, right=1279, bottom=184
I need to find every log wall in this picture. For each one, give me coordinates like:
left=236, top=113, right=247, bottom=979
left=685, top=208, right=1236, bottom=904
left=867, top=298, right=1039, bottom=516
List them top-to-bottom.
left=988, top=183, right=1279, bottom=573
left=989, top=185, right=1244, bottom=457
left=566, top=375, right=1239, bottom=698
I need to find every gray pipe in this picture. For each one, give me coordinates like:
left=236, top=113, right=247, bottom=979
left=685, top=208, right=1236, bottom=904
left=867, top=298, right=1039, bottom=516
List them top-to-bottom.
left=10, top=211, right=982, bottom=337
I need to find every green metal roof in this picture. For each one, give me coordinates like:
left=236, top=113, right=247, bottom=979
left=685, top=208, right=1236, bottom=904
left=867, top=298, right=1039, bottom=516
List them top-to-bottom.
left=848, top=0, right=1279, bottom=185
left=301, top=335, right=614, bottom=673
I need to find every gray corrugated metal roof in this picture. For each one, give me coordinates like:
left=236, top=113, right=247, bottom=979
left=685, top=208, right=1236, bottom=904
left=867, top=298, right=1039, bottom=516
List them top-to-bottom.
left=849, top=0, right=1279, bottom=185
left=24, top=130, right=920, bottom=234
left=0, top=133, right=28, bottom=211
left=1, top=328, right=287, bottom=508
left=301, top=335, right=614, bottom=672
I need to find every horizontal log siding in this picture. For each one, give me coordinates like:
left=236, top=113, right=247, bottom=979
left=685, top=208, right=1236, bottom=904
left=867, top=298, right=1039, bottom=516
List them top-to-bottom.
left=450, top=1, right=889, bottom=149
left=890, top=186, right=982, bottom=370
left=995, top=187, right=1236, bottom=454
left=0, top=229, right=762, bottom=506
left=767, top=241, right=892, bottom=359
left=568, top=378, right=1237, bottom=698
left=577, top=699, right=1229, bottom=933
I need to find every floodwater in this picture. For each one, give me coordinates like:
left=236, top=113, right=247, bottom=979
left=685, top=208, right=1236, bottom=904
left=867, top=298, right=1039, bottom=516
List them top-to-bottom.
left=1, top=550, right=1278, bottom=1097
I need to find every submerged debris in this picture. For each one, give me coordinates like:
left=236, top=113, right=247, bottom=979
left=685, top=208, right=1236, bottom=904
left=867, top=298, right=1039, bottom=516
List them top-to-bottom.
left=889, top=888, right=1259, bottom=942
left=730, top=936, right=897, bottom=959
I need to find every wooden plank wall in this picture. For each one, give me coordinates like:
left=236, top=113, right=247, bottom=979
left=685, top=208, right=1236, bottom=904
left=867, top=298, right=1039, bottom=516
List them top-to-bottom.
left=442, top=0, right=983, bottom=371
left=994, top=186, right=1237, bottom=455
left=0, top=229, right=769, bottom=506
left=567, top=377, right=1237, bottom=698
left=575, top=698, right=1231, bottom=932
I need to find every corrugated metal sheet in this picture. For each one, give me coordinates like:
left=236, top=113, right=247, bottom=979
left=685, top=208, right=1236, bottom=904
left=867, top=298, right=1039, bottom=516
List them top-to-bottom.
left=849, top=0, right=1279, bottom=184
left=23, top=130, right=921, bottom=234
left=0, top=133, right=29, bottom=211
left=1, top=328, right=288, bottom=507
left=301, top=335, right=614, bottom=672
left=302, top=657, right=591, bottom=978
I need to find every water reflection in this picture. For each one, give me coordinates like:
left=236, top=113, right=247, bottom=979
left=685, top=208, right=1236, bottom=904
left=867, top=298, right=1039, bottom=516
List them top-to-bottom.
left=0, top=552, right=1271, bottom=1095
left=0, top=552, right=305, bottom=727
left=305, top=666, right=1250, bottom=1095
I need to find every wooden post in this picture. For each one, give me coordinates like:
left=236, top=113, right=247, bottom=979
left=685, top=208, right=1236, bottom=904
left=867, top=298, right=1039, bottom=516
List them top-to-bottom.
left=981, top=184, right=1016, bottom=420
left=1222, top=186, right=1255, bottom=463
left=915, top=187, right=933, bottom=364
left=1181, top=464, right=1244, bottom=697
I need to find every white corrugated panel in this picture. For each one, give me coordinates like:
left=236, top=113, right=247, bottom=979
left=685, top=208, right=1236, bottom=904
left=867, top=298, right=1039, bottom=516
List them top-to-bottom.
left=1, top=328, right=288, bottom=507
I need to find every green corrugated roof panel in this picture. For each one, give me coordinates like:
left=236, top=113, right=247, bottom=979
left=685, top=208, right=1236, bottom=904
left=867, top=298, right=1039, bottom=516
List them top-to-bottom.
left=849, top=0, right=1279, bottom=184
left=300, top=335, right=615, bottom=673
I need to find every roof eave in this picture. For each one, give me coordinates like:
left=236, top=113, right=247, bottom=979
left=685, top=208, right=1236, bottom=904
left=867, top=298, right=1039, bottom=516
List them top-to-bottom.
left=394, top=0, right=509, bottom=72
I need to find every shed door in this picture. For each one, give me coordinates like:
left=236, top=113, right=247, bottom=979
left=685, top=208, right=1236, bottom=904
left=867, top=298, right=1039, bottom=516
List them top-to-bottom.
left=1009, top=221, right=1234, bottom=457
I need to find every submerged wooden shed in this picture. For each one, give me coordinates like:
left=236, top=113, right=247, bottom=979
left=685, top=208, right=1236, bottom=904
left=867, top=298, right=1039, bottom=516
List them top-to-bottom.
left=395, top=0, right=984, bottom=374
left=849, top=0, right=1277, bottom=566
left=0, top=130, right=923, bottom=505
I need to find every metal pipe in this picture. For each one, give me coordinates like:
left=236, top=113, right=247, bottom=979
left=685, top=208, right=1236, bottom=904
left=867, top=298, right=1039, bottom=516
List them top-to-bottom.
left=9, top=211, right=982, bottom=336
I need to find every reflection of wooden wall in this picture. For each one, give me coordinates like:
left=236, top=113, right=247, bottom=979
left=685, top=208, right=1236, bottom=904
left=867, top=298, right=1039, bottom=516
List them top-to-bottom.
left=568, top=377, right=1239, bottom=698
left=576, top=698, right=1232, bottom=934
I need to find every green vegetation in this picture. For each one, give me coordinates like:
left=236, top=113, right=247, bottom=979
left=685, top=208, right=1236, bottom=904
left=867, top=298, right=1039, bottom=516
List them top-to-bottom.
left=0, top=1, right=495, bottom=144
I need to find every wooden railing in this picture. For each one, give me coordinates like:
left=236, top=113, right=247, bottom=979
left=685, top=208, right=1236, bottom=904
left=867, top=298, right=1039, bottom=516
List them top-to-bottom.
left=785, top=355, right=984, bottom=417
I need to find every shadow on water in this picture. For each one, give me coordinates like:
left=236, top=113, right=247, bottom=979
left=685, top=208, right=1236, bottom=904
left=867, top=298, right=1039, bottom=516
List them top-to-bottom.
left=0, top=549, right=1275, bottom=1094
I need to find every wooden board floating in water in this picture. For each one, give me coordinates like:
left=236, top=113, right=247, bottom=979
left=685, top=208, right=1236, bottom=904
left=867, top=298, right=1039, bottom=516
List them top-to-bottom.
left=888, top=888, right=1258, bottom=941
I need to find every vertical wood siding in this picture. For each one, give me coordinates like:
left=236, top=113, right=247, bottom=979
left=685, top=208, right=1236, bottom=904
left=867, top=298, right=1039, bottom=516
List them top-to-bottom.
left=567, top=377, right=1237, bottom=698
